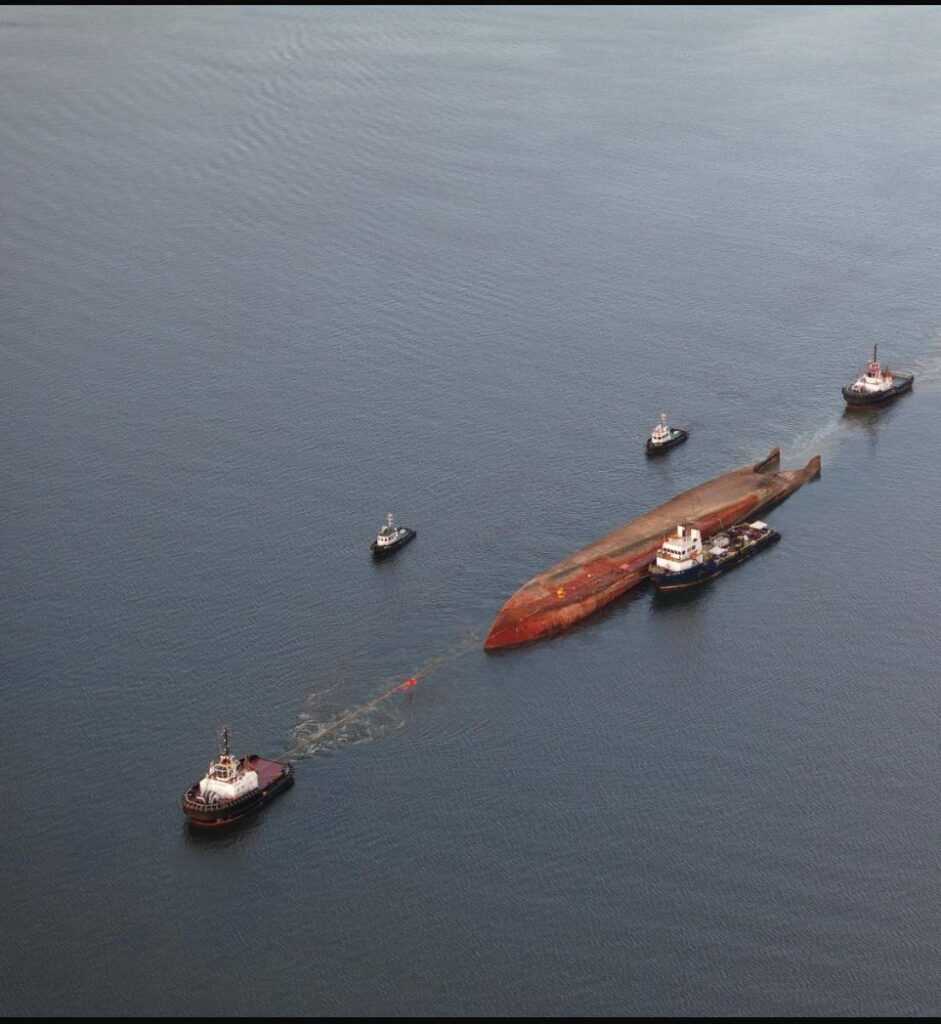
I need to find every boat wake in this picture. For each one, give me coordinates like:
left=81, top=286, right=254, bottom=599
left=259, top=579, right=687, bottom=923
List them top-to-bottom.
left=784, top=336, right=939, bottom=464
left=908, top=344, right=941, bottom=394
left=784, top=414, right=851, bottom=466
left=279, top=630, right=480, bottom=761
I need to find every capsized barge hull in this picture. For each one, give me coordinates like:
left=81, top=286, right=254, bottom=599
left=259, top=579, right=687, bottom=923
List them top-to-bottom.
left=484, top=448, right=820, bottom=650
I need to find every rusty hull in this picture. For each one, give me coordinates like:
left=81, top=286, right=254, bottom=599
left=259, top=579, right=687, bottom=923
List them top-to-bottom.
left=484, top=448, right=820, bottom=650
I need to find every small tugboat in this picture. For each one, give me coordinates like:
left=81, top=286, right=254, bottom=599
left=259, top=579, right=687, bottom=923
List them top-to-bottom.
left=842, top=344, right=914, bottom=406
left=645, top=413, right=689, bottom=455
left=370, top=513, right=416, bottom=559
left=648, top=520, right=780, bottom=591
left=181, top=728, right=294, bottom=828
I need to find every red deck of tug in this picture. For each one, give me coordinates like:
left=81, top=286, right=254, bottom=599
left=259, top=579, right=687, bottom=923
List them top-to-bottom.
left=243, top=755, right=288, bottom=787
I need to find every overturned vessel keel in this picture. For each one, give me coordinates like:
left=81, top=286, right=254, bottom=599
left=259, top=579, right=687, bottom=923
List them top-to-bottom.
left=485, top=448, right=820, bottom=650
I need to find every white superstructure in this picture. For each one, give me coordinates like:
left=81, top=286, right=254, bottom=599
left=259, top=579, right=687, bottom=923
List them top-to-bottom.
left=846, top=344, right=896, bottom=395
left=649, top=413, right=677, bottom=446
left=375, top=513, right=405, bottom=548
left=655, top=524, right=704, bottom=572
left=197, top=729, right=258, bottom=803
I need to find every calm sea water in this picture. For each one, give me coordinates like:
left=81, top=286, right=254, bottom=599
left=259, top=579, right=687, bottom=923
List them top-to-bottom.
left=2, top=6, right=938, bottom=1016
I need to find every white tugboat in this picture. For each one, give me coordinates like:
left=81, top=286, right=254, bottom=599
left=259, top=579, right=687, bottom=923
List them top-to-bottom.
left=842, top=344, right=914, bottom=406
left=645, top=412, right=689, bottom=455
left=370, top=513, right=416, bottom=559
left=648, top=521, right=780, bottom=591
left=181, top=727, right=294, bottom=827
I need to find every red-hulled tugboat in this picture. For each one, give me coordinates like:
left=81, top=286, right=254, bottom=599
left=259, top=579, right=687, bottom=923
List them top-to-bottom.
left=842, top=344, right=914, bottom=406
left=645, top=412, right=689, bottom=455
left=181, top=728, right=294, bottom=827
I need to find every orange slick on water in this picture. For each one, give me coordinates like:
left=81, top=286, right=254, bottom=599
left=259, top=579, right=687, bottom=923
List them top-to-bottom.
left=485, top=448, right=820, bottom=650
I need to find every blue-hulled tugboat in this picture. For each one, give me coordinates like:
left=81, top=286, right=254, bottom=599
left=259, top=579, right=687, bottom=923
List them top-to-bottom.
left=842, top=344, right=914, bottom=406
left=645, top=413, right=689, bottom=455
left=370, top=513, right=416, bottom=558
left=648, top=520, right=780, bottom=591
left=181, top=728, right=294, bottom=828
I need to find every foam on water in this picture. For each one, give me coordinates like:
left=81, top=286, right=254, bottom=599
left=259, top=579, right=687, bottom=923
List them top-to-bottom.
left=280, top=630, right=480, bottom=760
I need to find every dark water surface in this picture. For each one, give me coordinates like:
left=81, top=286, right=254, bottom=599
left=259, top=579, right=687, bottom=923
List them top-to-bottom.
left=2, top=6, right=938, bottom=1016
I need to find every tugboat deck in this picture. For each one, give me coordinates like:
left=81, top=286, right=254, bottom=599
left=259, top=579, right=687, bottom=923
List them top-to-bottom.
left=244, top=755, right=289, bottom=787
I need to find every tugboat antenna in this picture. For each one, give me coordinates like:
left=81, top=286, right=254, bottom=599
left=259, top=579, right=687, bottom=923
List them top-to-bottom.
left=873, top=342, right=878, bottom=363
left=220, top=725, right=230, bottom=757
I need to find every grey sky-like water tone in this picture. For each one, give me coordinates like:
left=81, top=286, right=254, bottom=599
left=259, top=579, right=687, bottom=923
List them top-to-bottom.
left=2, top=6, right=938, bottom=1016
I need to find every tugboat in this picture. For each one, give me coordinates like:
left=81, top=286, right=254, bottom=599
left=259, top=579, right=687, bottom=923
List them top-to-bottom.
left=842, top=344, right=914, bottom=406
left=645, top=413, right=689, bottom=455
left=370, top=513, right=416, bottom=559
left=648, top=520, right=780, bottom=591
left=181, top=728, right=294, bottom=828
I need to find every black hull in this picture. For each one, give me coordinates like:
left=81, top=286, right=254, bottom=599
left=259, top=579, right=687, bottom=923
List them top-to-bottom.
left=842, top=375, right=913, bottom=406
left=645, top=429, right=689, bottom=456
left=371, top=528, right=416, bottom=558
left=650, top=530, right=780, bottom=591
left=182, top=764, right=294, bottom=827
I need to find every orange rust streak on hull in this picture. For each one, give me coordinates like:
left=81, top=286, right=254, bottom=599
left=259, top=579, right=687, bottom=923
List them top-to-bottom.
left=485, top=449, right=820, bottom=650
